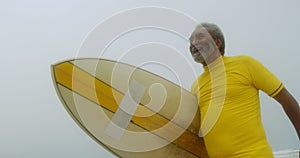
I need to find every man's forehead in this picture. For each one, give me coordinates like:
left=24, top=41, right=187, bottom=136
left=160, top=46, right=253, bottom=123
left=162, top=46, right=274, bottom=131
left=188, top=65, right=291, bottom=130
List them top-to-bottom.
left=189, top=26, right=211, bottom=41
left=192, top=27, right=210, bottom=35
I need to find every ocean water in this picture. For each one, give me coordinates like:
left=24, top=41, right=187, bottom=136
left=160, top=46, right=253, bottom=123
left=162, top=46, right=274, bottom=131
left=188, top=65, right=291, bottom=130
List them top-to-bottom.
left=274, top=149, right=299, bottom=158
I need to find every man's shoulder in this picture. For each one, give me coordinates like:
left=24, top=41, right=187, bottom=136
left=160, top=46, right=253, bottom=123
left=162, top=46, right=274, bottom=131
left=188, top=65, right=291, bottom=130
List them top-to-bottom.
left=224, top=55, right=260, bottom=67
left=225, top=55, right=255, bottom=62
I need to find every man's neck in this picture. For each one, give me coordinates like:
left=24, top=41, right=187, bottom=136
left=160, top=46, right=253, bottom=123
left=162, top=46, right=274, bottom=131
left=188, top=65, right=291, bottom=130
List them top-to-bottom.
left=202, top=50, right=222, bottom=66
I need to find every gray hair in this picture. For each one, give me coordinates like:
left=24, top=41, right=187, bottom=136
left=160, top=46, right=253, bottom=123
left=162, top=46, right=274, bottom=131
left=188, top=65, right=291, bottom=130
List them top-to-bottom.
left=198, top=23, right=225, bottom=55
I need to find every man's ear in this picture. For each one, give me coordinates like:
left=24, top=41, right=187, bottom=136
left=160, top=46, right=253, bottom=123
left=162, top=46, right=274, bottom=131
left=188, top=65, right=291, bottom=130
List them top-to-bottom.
left=215, top=39, right=222, bottom=49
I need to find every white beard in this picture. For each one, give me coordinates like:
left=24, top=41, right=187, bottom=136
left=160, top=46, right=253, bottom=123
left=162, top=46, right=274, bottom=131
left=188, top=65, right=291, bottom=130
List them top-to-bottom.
left=193, top=42, right=217, bottom=63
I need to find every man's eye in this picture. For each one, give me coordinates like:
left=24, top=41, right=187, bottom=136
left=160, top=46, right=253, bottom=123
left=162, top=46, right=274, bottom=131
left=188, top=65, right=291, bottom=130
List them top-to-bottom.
left=195, top=34, right=205, bottom=38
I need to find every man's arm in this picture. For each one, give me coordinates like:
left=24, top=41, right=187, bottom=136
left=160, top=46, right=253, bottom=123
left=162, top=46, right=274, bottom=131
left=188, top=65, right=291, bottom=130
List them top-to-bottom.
left=273, top=87, right=300, bottom=140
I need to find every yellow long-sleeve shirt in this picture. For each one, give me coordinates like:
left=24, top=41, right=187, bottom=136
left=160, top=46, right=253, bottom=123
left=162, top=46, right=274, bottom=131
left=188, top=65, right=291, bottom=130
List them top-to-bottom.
left=191, top=55, right=283, bottom=158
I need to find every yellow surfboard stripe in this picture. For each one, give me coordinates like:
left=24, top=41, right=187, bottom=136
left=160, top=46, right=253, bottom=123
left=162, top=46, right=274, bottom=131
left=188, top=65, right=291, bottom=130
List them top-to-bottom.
left=53, top=61, right=207, bottom=158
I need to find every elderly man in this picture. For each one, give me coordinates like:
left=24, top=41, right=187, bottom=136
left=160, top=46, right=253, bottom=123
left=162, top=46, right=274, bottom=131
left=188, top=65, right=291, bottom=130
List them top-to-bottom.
left=189, top=23, right=300, bottom=158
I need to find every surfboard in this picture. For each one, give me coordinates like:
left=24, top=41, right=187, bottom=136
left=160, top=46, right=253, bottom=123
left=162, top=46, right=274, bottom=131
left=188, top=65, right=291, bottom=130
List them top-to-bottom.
left=51, top=58, right=208, bottom=158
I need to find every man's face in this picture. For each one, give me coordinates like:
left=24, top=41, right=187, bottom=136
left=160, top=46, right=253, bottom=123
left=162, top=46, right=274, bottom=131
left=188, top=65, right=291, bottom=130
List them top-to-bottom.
left=189, top=27, right=217, bottom=64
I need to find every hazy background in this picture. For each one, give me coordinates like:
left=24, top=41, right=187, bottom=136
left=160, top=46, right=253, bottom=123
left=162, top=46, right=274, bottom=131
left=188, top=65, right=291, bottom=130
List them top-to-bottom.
left=0, top=0, right=299, bottom=157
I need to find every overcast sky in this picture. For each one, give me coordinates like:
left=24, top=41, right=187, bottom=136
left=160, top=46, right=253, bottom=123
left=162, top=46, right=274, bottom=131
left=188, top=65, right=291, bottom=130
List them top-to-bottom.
left=0, top=0, right=299, bottom=157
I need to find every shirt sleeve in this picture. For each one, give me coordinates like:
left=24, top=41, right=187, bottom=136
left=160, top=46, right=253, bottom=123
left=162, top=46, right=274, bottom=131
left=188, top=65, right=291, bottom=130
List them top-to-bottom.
left=244, top=56, right=284, bottom=97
